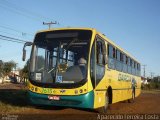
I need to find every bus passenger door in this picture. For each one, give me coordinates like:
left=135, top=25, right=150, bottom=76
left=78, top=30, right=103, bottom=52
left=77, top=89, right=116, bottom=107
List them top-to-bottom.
left=90, top=37, right=107, bottom=108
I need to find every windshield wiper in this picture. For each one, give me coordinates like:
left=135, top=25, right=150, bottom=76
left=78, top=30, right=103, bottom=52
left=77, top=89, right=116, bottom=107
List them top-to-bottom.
left=38, top=67, right=44, bottom=71
left=48, top=67, right=55, bottom=73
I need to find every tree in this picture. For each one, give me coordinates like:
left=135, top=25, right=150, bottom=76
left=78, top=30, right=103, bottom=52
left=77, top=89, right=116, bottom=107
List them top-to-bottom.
left=0, top=60, right=16, bottom=84
left=0, top=60, right=3, bottom=78
left=19, top=60, right=29, bottom=83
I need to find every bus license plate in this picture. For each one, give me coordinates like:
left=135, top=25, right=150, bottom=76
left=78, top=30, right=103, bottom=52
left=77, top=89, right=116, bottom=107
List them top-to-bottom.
left=48, top=95, right=60, bottom=100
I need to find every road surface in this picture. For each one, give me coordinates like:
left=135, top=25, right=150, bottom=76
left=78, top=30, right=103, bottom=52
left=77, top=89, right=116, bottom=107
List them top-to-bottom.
left=0, top=83, right=160, bottom=120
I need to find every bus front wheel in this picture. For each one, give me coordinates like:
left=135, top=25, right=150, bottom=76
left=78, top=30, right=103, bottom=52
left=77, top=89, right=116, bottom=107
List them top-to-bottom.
left=96, top=93, right=109, bottom=114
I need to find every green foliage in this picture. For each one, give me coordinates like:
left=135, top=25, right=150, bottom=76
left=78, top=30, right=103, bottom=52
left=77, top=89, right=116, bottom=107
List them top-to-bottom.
left=0, top=60, right=16, bottom=78
left=20, top=60, right=29, bottom=79
left=0, top=61, right=3, bottom=77
left=3, top=62, right=15, bottom=74
left=142, top=82, right=160, bottom=90
left=0, top=89, right=31, bottom=113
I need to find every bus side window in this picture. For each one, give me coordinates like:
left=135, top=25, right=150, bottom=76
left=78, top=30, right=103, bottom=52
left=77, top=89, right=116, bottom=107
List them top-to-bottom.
left=90, top=38, right=105, bottom=88
left=96, top=39, right=105, bottom=84
left=90, top=41, right=96, bottom=88
left=96, top=41, right=103, bottom=65
left=108, top=44, right=115, bottom=69
left=115, top=49, right=121, bottom=71
left=120, top=52, right=124, bottom=72
left=123, top=54, right=127, bottom=73
left=128, top=57, right=131, bottom=74
left=131, top=59, right=135, bottom=75
left=133, top=61, right=136, bottom=75
left=135, top=62, right=137, bottom=76
left=137, top=63, right=141, bottom=76
left=139, top=64, right=141, bottom=76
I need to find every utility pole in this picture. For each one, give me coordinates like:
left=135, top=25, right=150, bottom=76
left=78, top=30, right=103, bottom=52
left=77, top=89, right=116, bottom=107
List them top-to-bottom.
left=43, top=21, right=58, bottom=29
left=14, top=63, right=18, bottom=72
left=142, top=65, right=147, bottom=79
left=150, top=72, right=154, bottom=79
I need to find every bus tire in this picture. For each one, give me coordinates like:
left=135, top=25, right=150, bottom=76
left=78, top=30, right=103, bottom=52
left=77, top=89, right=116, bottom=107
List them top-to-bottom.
left=128, top=88, right=135, bottom=103
left=96, top=92, right=109, bottom=114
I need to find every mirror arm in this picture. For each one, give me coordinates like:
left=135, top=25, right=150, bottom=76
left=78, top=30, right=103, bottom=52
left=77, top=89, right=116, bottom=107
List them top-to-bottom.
left=22, top=42, right=33, bottom=61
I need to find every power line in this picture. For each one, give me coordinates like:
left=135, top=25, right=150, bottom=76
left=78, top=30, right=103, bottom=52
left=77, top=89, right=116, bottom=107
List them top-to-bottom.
left=0, top=0, right=60, bottom=25
left=0, top=0, right=65, bottom=27
left=0, top=0, right=67, bottom=33
left=3, top=0, right=54, bottom=21
left=0, top=4, right=42, bottom=22
left=0, top=25, right=34, bottom=36
left=0, top=25, right=23, bottom=33
left=0, top=30, right=30, bottom=39
left=0, top=34, right=29, bottom=43
left=0, top=34, right=30, bottom=45
left=0, top=37, right=25, bottom=44
left=142, top=65, right=147, bottom=78
left=150, top=72, right=155, bottom=79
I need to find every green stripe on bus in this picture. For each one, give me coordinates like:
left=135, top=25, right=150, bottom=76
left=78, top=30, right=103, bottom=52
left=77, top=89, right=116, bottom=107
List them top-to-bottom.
left=28, top=90, right=94, bottom=109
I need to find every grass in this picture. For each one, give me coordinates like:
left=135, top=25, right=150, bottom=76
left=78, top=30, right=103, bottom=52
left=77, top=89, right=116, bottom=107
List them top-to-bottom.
left=0, top=89, right=33, bottom=114
left=142, top=89, right=160, bottom=94
left=0, top=102, right=28, bottom=113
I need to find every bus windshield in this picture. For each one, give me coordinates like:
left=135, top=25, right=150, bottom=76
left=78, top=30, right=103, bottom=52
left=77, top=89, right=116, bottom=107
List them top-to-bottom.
left=29, top=30, right=92, bottom=87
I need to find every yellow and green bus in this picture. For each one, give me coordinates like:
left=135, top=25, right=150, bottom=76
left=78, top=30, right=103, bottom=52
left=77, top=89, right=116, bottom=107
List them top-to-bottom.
left=22, top=28, right=141, bottom=113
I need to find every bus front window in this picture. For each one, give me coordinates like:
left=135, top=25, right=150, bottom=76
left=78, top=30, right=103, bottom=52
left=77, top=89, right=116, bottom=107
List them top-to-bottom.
left=30, top=30, right=92, bottom=87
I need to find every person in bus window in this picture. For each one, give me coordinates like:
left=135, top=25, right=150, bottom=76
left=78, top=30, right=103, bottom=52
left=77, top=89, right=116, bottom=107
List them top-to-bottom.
left=77, top=56, right=87, bottom=78
left=78, top=57, right=87, bottom=66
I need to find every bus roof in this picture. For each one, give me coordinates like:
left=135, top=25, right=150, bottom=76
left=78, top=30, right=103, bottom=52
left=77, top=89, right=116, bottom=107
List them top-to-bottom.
left=35, top=27, right=140, bottom=64
left=36, top=27, right=94, bottom=33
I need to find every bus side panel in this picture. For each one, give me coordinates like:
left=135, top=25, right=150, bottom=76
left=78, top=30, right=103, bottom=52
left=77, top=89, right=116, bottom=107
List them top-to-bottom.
left=135, top=77, right=141, bottom=97
left=112, top=89, right=132, bottom=103
left=93, top=90, right=106, bottom=109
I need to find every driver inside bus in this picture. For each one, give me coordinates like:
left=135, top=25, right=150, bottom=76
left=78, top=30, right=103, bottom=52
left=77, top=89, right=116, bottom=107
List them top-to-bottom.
left=78, top=57, right=87, bottom=66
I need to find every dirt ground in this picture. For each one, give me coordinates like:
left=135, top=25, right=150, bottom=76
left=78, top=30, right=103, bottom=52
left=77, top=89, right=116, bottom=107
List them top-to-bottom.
left=0, top=83, right=160, bottom=120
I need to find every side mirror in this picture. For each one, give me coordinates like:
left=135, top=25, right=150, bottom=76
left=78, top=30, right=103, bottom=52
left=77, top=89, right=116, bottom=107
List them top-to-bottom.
left=22, top=42, right=33, bottom=61
left=22, top=49, right=26, bottom=61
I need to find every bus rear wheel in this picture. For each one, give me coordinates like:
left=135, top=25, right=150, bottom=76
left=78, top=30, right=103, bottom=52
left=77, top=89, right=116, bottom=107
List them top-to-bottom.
left=96, top=93, right=109, bottom=114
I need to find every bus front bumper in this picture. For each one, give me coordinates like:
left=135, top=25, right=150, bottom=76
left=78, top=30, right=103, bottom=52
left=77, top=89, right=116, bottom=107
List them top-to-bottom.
left=28, top=90, right=94, bottom=109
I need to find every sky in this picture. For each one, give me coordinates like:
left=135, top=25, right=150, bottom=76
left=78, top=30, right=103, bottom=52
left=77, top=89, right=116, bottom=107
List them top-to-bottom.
left=0, top=0, right=160, bottom=77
